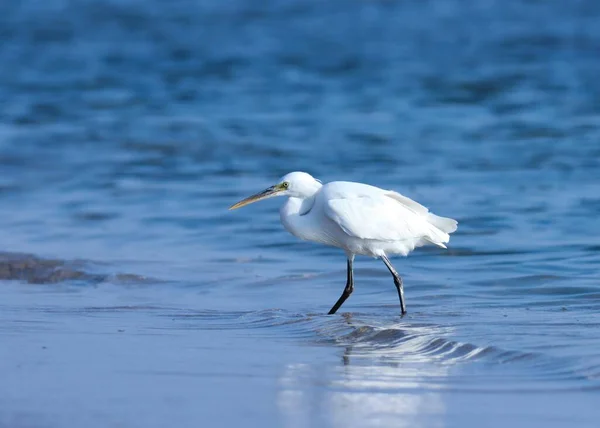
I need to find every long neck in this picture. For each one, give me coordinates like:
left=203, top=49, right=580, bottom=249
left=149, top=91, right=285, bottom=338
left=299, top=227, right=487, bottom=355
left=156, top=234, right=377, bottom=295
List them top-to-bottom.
left=279, top=180, right=323, bottom=240
left=279, top=195, right=318, bottom=240
left=281, top=195, right=314, bottom=216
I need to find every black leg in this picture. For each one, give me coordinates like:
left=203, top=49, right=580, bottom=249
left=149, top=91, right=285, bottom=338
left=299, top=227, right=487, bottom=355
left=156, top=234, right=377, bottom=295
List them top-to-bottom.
left=381, top=255, right=407, bottom=315
left=328, top=258, right=354, bottom=314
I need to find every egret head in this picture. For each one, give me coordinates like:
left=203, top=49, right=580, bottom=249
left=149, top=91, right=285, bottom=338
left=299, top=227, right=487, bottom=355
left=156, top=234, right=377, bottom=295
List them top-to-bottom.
left=229, top=171, right=322, bottom=210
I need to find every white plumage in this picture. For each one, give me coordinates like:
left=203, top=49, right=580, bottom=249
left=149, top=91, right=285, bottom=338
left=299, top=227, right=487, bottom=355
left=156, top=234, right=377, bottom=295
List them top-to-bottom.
left=230, top=171, right=458, bottom=315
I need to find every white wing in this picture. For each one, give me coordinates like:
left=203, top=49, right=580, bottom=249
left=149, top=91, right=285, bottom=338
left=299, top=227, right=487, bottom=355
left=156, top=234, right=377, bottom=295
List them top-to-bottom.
left=322, top=182, right=457, bottom=246
left=322, top=183, right=426, bottom=241
left=388, top=190, right=458, bottom=235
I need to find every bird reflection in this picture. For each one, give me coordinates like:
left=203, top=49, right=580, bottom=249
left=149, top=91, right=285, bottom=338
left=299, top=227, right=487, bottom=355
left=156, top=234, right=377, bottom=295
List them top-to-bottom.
left=278, top=315, right=456, bottom=428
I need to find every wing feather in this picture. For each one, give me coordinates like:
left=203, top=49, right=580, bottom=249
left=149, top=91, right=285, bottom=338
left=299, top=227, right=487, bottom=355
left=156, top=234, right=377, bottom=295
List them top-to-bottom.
left=321, top=181, right=456, bottom=247
left=384, top=191, right=429, bottom=216
left=325, top=194, right=425, bottom=242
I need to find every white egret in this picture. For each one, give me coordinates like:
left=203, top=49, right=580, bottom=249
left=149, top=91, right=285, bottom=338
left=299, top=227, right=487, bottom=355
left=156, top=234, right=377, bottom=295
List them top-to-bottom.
left=229, top=172, right=457, bottom=315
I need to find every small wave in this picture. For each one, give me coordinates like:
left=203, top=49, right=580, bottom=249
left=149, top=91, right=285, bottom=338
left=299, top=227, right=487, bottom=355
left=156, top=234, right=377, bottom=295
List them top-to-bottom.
left=159, top=308, right=600, bottom=391
left=163, top=308, right=532, bottom=363
left=316, top=318, right=539, bottom=366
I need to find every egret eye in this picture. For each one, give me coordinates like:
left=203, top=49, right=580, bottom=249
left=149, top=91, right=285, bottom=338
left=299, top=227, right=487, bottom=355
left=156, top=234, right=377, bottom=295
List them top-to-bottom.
left=282, top=182, right=289, bottom=189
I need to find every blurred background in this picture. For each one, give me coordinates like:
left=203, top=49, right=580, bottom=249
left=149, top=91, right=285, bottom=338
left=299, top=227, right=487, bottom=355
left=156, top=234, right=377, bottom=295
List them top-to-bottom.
left=1, top=1, right=599, bottom=427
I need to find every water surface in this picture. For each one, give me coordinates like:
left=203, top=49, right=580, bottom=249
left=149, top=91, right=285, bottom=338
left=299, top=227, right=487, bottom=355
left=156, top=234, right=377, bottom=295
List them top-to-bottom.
left=1, top=1, right=600, bottom=427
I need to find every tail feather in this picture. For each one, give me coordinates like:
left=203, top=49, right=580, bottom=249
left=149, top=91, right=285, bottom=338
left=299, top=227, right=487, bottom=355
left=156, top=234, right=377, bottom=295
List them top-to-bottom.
left=424, top=213, right=457, bottom=249
left=427, top=213, right=458, bottom=234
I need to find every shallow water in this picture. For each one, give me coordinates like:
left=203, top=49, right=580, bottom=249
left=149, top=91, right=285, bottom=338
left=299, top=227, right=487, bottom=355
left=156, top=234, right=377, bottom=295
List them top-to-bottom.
left=1, top=0, right=600, bottom=427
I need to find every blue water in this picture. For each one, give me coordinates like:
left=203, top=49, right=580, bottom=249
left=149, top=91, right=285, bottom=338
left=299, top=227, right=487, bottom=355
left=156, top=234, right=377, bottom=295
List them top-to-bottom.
left=1, top=0, right=600, bottom=427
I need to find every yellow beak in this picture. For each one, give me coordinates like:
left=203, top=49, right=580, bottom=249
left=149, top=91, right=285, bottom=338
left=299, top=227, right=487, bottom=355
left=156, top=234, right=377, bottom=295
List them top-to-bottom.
left=229, top=186, right=280, bottom=210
